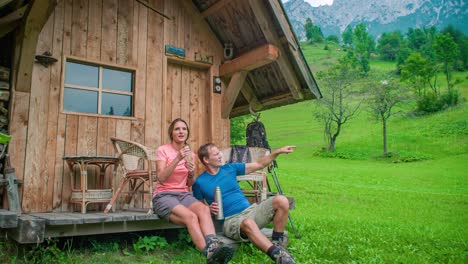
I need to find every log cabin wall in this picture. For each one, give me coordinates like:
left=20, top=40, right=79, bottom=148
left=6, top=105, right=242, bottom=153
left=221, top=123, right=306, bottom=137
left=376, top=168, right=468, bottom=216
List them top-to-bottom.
left=8, top=0, right=230, bottom=213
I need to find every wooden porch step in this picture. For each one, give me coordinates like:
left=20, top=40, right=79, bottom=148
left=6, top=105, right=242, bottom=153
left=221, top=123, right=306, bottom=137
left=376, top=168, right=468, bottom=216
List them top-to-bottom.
left=8, top=211, right=181, bottom=244
left=28, top=211, right=163, bottom=225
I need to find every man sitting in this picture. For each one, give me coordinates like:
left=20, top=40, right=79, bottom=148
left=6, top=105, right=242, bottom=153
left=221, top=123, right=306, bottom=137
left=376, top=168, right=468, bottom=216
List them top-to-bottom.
left=193, top=143, right=296, bottom=264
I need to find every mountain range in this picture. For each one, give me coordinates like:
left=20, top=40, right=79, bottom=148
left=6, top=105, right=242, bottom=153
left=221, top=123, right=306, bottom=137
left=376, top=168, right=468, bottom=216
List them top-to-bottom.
left=283, top=0, right=468, bottom=40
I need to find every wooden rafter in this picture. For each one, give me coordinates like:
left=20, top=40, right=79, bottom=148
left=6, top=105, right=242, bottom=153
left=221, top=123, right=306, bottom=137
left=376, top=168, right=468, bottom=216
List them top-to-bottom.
left=0, top=0, right=14, bottom=9
left=14, top=0, right=57, bottom=93
left=201, top=0, right=234, bottom=18
left=248, top=0, right=304, bottom=100
left=267, top=0, right=320, bottom=98
left=0, top=4, right=27, bottom=38
left=219, top=43, right=279, bottom=77
left=221, top=71, right=247, bottom=118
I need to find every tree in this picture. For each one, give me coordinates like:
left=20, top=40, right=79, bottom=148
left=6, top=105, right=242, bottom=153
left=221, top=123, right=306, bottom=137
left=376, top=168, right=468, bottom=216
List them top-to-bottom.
left=304, top=18, right=324, bottom=43
left=304, top=18, right=314, bottom=43
left=352, top=23, right=374, bottom=74
left=441, top=24, right=468, bottom=70
left=342, top=25, right=353, bottom=47
left=406, top=28, right=427, bottom=51
left=377, top=31, right=404, bottom=61
left=434, top=33, right=460, bottom=91
left=326, top=35, right=340, bottom=44
left=396, top=47, right=412, bottom=73
left=400, top=52, right=438, bottom=95
left=313, top=58, right=361, bottom=151
left=367, top=77, right=406, bottom=156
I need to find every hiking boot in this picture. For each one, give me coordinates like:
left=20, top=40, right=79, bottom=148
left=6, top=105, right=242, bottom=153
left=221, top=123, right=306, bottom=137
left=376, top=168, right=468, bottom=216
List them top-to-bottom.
left=206, top=237, right=234, bottom=264
left=272, top=239, right=286, bottom=248
left=272, top=247, right=296, bottom=264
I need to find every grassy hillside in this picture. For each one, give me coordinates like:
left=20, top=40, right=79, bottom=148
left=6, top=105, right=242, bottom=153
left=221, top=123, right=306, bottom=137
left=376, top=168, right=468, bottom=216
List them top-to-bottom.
left=253, top=43, right=468, bottom=263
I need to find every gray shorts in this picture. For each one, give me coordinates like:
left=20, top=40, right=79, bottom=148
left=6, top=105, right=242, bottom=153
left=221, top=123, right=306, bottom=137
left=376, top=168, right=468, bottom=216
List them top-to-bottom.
left=152, top=192, right=199, bottom=220
left=223, top=197, right=275, bottom=241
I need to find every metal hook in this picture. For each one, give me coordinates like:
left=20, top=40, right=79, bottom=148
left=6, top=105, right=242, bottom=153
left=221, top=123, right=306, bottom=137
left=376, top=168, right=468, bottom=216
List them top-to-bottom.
left=249, top=103, right=260, bottom=121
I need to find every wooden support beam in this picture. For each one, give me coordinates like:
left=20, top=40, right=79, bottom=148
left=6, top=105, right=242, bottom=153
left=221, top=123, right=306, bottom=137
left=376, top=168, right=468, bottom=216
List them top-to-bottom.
left=0, top=0, right=14, bottom=9
left=13, top=0, right=57, bottom=93
left=201, top=0, right=234, bottom=18
left=248, top=0, right=304, bottom=100
left=267, top=0, right=320, bottom=99
left=0, top=4, right=27, bottom=38
left=0, top=4, right=27, bottom=25
left=219, top=43, right=279, bottom=77
left=221, top=71, right=247, bottom=118
left=240, top=80, right=263, bottom=112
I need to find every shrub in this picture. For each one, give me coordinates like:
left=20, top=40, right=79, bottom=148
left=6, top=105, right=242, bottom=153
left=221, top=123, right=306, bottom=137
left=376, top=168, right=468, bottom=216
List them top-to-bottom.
left=439, top=89, right=460, bottom=107
left=416, top=90, right=461, bottom=114
left=416, top=93, right=444, bottom=113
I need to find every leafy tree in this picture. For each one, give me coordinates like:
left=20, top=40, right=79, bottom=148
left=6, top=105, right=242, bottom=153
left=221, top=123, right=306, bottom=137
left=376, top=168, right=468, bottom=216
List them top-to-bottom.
left=304, top=18, right=324, bottom=43
left=304, top=18, right=314, bottom=43
left=352, top=23, right=374, bottom=74
left=441, top=24, right=468, bottom=70
left=342, top=25, right=353, bottom=47
left=405, top=26, right=438, bottom=62
left=406, top=28, right=427, bottom=51
left=377, top=31, right=404, bottom=61
left=434, top=33, right=459, bottom=91
left=326, top=35, right=340, bottom=44
left=396, top=47, right=412, bottom=73
left=400, top=52, right=437, bottom=95
left=313, top=59, right=361, bottom=151
left=367, top=77, right=406, bottom=156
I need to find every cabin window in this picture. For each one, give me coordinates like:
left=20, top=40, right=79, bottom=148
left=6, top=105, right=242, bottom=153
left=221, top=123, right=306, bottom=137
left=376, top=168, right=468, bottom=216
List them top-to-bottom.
left=63, top=60, right=134, bottom=117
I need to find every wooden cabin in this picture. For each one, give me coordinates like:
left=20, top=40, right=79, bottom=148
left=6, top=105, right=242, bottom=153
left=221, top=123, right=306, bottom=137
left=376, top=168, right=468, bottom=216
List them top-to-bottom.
left=0, top=0, right=320, bottom=243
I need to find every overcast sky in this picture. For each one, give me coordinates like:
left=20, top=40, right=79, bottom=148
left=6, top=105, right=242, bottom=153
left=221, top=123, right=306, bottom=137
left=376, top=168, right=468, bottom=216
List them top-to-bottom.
left=283, top=0, right=334, bottom=7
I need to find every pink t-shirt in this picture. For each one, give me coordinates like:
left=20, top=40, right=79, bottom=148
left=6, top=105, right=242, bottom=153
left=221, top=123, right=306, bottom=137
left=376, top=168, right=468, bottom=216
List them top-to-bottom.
left=154, top=144, right=195, bottom=195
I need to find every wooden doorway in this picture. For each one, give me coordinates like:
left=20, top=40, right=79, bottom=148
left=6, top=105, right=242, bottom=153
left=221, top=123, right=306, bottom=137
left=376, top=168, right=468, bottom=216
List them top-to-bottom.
left=164, top=62, right=210, bottom=173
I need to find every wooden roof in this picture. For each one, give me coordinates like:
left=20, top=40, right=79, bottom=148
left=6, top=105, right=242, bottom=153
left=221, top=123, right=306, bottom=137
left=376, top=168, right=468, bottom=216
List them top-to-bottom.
left=0, top=0, right=321, bottom=118
left=193, top=0, right=321, bottom=117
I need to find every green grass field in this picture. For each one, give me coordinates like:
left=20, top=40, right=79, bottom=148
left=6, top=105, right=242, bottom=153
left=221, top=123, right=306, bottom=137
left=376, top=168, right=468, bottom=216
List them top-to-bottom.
left=2, top=43, right=466, bottom=263
left=250, top=43, right=468, bottom=263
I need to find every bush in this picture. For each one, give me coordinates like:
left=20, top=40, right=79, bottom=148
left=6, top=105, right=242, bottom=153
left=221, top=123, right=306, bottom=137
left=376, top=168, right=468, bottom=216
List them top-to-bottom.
left=439, top=89, right=460, bottom=107
left=416, top=90, right=461, bottom=114
left=417, top=93, right=445, bottom=113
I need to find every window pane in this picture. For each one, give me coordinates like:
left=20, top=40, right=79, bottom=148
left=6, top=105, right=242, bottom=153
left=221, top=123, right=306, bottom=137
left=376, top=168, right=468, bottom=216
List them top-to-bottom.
left=65, top=61, right=99, bottom=87
left=102, top=68, right=133, bottom=92
left=63, top=88, right=98, bottom=114
left=101, top=93, right=132, bottom=116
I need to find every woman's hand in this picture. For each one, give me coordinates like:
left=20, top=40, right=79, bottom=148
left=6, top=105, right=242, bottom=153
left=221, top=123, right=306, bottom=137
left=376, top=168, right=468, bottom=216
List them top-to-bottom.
left=178, top=146, right=192, bottom=161
left=185, top=160, right=195, bottom=173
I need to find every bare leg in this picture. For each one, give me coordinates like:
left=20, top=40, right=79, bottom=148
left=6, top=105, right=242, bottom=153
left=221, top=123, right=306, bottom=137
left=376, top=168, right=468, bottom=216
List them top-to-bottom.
left=272, top=195, right=290, bottom=232
left=189, top=201, right=216, bottom=236
left=169, top=205, right=206, bottom=251
left=240, top=218, right=273, bottom=252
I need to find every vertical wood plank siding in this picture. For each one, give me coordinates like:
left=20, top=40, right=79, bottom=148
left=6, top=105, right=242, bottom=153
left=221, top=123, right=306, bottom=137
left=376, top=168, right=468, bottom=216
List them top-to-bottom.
left=9, top=0, right=226, bottom=213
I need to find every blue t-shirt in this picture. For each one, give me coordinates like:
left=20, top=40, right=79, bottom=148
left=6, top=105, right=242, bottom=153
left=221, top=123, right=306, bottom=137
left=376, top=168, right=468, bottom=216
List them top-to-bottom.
left=193, top=163, right=251, bottom=218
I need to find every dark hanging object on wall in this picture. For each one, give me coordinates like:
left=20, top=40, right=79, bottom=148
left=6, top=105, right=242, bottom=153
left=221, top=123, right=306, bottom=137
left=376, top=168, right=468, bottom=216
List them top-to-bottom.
left=224, top=43, right=234, bottom=60
left=35, top=51, right=57, bottom=68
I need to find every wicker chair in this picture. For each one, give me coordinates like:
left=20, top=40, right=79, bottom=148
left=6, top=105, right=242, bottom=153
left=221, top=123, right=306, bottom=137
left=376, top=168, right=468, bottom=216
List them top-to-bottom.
left=104, top=137, right=156, bottom=214
left=221, top=147, right=270, bottom=203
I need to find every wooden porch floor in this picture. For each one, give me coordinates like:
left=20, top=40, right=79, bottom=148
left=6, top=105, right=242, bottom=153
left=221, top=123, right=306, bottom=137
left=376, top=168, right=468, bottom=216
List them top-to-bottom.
left=5, top=210, right=182, bottom=244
